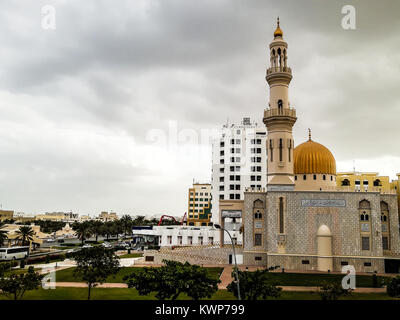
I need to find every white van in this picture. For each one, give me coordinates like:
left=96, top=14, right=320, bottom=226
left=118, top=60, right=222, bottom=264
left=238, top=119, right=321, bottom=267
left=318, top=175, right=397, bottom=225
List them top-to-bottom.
left=0, top=246, right=30, bottom=261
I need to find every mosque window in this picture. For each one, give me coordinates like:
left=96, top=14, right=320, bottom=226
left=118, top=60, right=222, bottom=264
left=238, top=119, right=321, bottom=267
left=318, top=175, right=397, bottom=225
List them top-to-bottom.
left=278, top=99, right=283, bottom=114
left=269, top=139, right=273, bottom=162
left=279, top=139, right=283, bottom=161
left=313, top=174, right=317, bottom=180
left=295, top=175, right=297, bottom=181
left=303, top=175, right=307, bottom=180
left=323, top=175, right=326, bottom=180
left=331, top=176, right=333, bottom=181
left=279, top=197, right=284, bottom=234
left=254, top=233, right=262, bottom=246
left=361, top=237, right=370, bottom=250
left=382, top=237, right=389, bottom=250
left=301, top=260, right=310, bottom=265
left=341, top=261, right=349, bottom=266
left=364, top=262, right=372, bottom=267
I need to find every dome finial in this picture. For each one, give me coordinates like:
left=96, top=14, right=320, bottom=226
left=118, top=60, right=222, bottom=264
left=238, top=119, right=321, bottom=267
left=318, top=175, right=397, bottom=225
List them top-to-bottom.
left=274, top=17, right=283, bottom=38
left=308, top=128, right=312, bottom=141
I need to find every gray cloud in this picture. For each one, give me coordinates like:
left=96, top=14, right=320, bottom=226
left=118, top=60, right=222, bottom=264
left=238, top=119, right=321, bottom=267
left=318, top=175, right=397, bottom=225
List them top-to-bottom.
left=0, top=0, right=399, bottom=215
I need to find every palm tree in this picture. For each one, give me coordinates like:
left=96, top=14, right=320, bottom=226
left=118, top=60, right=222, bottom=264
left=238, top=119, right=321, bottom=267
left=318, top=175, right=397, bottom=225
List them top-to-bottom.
left=120, top=215, right=133, bottom=236
left=133, top=215, right=146, bottom=226
left=90, top=221, right=104, bottom=242
left=101, top=221, right=114, bottom=241
left=72, top=222, right=92, bottom=245
left=15, top=226, right=35, bottom=246
left=0, top=230, right=8, bottom=247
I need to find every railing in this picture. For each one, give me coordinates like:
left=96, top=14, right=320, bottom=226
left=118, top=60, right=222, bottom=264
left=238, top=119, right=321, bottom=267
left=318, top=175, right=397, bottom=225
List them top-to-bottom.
left=266, top=66, right=292, bottom=75
left=264, top=108, right=296, bottom=118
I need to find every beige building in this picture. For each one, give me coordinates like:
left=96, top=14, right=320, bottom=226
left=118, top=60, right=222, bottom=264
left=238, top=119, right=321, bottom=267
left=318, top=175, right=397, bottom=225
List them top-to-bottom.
left=337, top=172, right=393, bottom=193
left=187, top=183, right=212, bottom=226
left=0, top=210, right=14, bottom=221
left=98, top=211, right=118, bottom=221
left=35, top=212, right=79, bottom=222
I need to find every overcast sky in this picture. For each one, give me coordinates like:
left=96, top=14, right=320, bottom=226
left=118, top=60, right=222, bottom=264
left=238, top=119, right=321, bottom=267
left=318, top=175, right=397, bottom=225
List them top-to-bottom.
left=0, top=0, right=399, bottom=217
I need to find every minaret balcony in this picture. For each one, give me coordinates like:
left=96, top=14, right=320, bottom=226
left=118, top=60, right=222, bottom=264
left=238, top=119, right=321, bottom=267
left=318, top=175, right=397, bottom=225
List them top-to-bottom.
left=266, top=66, right=292, bottom=75
left=264, top=108, right=296, bottom=118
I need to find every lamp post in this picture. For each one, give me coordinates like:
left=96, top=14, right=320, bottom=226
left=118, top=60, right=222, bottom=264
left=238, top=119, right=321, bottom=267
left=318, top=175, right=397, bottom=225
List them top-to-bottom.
left=215, top=224, right=241, bottom=300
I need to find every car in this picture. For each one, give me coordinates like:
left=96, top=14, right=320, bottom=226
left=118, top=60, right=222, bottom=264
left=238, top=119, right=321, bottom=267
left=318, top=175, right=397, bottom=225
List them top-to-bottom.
left=102, top=242, right=112, bottom=248
left=82, top=244, right=92, bottom=249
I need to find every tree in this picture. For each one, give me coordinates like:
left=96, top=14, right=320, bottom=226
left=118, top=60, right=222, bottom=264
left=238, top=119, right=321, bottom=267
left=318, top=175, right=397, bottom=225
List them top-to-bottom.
left=120, top=215, right=133, bottom=236
left=132, top=215, right=146, bottom=226
left=113, top=220, right=124, bottom=240
left=72, top=221, right=92, bottom=245
left=90, top=221, right=104, bottom=242
left=101, top=221, right=114, bottom=241
left=15, top=226, right=35, bottom=246
left=0, top=230, right=8, bottom=247
left=73, top=246, right=120, bottom=300
left=124, top=260, right=220, bottom=300
left=0, top=266, right=44, bottom=300
left=227, top=267, right=282, bottom=300
left=386, top=275, right=400, bottom=298
left=319, top=281, right=352, bottom=300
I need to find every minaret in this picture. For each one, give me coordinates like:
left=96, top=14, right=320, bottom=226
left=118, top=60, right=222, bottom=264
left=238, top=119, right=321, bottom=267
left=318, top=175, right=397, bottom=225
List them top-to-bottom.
left=263, top=18, right=297, bottom=191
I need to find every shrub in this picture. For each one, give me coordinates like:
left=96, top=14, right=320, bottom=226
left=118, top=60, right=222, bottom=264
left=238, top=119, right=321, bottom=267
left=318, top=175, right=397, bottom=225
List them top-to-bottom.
left=386, top=276, right=400, bottom=298
left=319, top=281, right=352, bottom=300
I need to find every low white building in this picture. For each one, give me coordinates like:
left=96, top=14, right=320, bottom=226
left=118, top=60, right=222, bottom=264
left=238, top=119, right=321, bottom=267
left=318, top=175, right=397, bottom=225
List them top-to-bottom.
left=132, top=225, right=243, bottom=247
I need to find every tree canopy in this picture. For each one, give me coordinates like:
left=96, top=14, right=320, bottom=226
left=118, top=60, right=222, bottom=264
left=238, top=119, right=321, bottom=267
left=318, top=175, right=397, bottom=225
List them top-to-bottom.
left=73, top=246, right=120, bottom=300
left=124, top=260, right=220, bottom=300
left=0, top=266, right=44, bottom=300
left=227, top=267, right=282, bottom=300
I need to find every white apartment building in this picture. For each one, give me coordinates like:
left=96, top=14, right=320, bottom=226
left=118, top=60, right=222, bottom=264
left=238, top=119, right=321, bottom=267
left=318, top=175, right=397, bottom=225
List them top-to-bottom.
left=211, top=118, right=268, bottom=235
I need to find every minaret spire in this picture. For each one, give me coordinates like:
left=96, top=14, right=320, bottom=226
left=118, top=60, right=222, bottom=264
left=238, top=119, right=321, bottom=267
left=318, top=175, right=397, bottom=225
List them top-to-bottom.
left=308, top=128, right=312, bottom=141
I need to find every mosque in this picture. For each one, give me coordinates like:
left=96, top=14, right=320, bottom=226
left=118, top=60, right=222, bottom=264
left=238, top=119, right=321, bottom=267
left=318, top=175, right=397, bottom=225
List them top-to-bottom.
left=220, top=19, right=400, bottom=273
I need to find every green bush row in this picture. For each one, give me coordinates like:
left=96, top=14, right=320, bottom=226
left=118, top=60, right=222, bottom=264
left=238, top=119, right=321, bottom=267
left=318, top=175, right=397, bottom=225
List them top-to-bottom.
left=0, top=261, right=19, bottom=276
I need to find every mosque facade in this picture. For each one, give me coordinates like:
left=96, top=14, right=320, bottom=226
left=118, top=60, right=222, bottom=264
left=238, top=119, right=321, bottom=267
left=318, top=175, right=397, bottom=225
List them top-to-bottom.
left=229, top=19, right=400, bottom=273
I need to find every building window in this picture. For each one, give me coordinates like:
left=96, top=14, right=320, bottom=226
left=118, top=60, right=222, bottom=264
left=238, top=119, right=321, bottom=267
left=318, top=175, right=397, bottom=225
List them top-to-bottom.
left=279, top=138, right=283, bottom=162
left=269, top=139, right=273, bottom=162
left=220, top=141, right=224, bottom=147
left=220, top=150, right=224, bottom=156
left=313, top=174, right=316, bottom=180
left=230, top=175, right=235, bottom=181
left=251, top=175, right=256, bottom=181
left=295, top=175, right=297, bottom=181
left=303, top=175, right=306, bottom=180
left=323, top=175, right=326, bottom=180
left=235, top=176, right=240, bottom=181
left=256, top=176, right=261, bottom=181
left=219, top=177, right=224, bottom=182
left=235, top=185, right=240, bottom=190
left=219, top=194, right=224, bottom=200
left=230, top=194, right=235, bottom=200
left=235, top=194, right=240, bottom=200
left=279, top=197, right=284, bottom=234
left=254, top=211, right=262, bottom=219
left=254, top=233, right=262, bottom=246
left=167, top=236, right=172, bottom=245
left=178, top=236, right=182, bottom=245
left=188, top=236, right=193, bottom=245
left=198, top=236, right=203, bottom=245
left=382, top=236, right=389, bottom=250
left=209, top=237, right=214, bottom=245
left=361, top=237, right=370, bottom=251
left=255, top=256, right=262, bottom=261
left=301, top=260, right=310, bottom=265
left=341, top=261, right=349, bottom=266
left=364, top=262, right=372, bottom=267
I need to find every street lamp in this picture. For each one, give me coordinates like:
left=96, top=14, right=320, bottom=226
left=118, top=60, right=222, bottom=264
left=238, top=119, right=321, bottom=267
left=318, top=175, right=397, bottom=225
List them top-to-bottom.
left=215, top=224, right=241, bottom=300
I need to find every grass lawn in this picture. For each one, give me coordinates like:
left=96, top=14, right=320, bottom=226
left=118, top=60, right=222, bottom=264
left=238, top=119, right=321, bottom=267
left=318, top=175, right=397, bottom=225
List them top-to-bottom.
left=118, top=253, right=143, bottom=259
left=54, top=267, right=223, bottom=283
left=265, top=272, right=389, bottom=288
left=0, top=288, right=396, bottom=300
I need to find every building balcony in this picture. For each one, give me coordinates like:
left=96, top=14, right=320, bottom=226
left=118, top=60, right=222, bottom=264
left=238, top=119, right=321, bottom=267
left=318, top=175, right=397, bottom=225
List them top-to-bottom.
left=266, top=66, right=292, bottom=75
left=264, top=108, right=296, bottom=119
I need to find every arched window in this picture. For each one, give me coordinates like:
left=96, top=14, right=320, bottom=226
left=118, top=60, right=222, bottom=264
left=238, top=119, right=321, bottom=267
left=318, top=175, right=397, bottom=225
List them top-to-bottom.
left=278, top=99, right=283, bottom=114
left=341, top=179, right=350, bottom=186
left=373, top=179, right=381, bottom=187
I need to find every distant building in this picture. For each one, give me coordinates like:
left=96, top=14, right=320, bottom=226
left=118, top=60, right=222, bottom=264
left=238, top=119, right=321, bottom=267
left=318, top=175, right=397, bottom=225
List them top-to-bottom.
left=337, top=172, right=395, bottom=193
left=187, top=182, right=212, bottom=226
left=0, top=210, right=14, bottom=221
left=98, top=211, right=118, bottom=221
left=35, top=212, right=79, bottom=222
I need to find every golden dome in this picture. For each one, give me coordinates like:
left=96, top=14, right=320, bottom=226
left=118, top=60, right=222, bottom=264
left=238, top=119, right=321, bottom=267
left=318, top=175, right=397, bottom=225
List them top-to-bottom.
left=274, top=17, right=283, bottom=38
left=294, top=138, right=336, bottom=175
